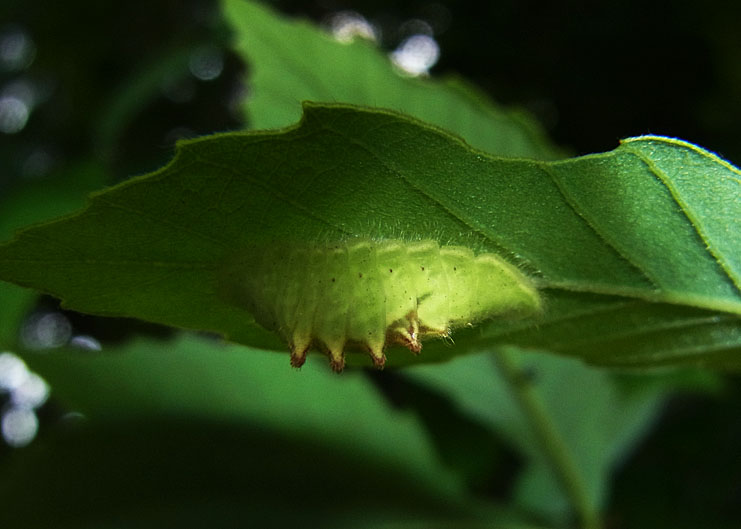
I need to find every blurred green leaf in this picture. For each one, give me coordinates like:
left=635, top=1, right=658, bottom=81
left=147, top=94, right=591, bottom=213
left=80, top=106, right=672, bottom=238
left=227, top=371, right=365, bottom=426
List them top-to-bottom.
left=224, top=0, right=563, bottom=159
left=0, top=105, right=738, bottom=369
left=1, top=335, right=546, bottom=529
left=16, top=335, right=445, bottom=468
left=406, top=351, right=707, bottom=523
left=0, top=420, right=478, bottom=529
left=1, top=422, right=548, bottom=529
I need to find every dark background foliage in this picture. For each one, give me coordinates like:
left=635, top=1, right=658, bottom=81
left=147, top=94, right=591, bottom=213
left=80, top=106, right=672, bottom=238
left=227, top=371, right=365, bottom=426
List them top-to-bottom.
left=1, top=1, right=740, bottom=527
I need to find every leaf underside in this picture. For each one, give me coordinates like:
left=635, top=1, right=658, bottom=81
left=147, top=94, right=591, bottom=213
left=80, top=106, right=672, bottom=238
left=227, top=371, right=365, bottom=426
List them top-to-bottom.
left=0, top=104, right=738, bottom=369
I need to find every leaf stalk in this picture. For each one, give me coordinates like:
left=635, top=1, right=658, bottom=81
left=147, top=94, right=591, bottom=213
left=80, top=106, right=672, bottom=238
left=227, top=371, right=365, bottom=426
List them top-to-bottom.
left=493, top=349, right=602, bottom=529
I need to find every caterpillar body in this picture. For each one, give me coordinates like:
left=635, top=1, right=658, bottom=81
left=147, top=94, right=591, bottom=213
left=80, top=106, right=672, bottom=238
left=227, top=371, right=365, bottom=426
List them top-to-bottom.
left=233, top=239, right=541, bottom=372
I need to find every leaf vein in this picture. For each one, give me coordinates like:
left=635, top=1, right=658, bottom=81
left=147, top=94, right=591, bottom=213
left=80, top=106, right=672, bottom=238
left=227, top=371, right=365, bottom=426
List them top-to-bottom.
left=622, top=144, right=741, bottom=294
left=536, top=162, right=659, bottom=290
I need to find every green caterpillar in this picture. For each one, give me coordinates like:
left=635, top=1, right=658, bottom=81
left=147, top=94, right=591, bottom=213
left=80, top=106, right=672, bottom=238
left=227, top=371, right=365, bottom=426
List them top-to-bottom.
left=233, top=239, right=541, bottom=372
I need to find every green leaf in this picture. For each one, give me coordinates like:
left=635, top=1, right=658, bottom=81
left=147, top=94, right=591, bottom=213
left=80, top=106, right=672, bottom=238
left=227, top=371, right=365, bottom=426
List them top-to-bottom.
left=224, top=0, right=563, bottom=160
left=0, top=104, right=738, bottom=369
left=0, top=161, right=107, bottom=347
left=2, top=335, right=543, bottom=529
left=16, top=335, right=457, bottom=478
left=405, top=350, right=702, bottom=523
left=1, top=420, right=541, bottom=529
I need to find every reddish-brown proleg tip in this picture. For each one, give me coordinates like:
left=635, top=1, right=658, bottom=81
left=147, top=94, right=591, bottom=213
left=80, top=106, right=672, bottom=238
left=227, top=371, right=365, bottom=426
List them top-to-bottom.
left=387, top=333, right=422, bottom=355
left=398, top=334, right=422, bottom=355
left=407, top=341, right=422, bottom=355
left=290, top=346, right=308, bottom=368
left=370, top=352, right=386, bottom=370
left=290, top=355, right=306, bottom=368
left=329, top=358, right=345, bottom=373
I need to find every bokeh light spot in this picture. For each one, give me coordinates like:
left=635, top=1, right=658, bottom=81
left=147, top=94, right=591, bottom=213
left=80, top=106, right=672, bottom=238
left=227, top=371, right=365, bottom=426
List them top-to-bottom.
left=327, top=11, right=377, bottom=43
left=0, top=25, right=35, bottom=72
left=390, top=34, right=440, bottom=76
left=189, top=46, right=224, bottom=81
left=0, top=95, right=29, bottom=133
left=22, top=147, right=54, bottom=178
left=21, top=312, right=72, bottom=350
left=70, top=335, right=102, bottom=351
left=0, top=352, right=29, bottom=392
left=11, top=372, right=50, bottom=408
left=2, top=407, right=39, bottom=448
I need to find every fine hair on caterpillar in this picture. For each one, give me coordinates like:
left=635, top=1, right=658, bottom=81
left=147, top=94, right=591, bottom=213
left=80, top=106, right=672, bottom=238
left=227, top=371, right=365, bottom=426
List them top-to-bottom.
left=223, top=238, right=542, bottom=372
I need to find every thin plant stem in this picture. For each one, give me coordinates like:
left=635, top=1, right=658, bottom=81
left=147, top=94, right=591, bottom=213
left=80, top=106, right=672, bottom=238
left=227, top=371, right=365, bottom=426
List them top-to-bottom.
left=493, top=349, right=602, bottom=529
